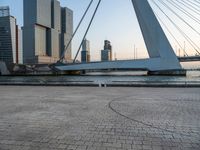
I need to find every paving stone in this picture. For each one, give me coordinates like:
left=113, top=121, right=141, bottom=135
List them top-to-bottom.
left=0, top=86, right=199, bottom=150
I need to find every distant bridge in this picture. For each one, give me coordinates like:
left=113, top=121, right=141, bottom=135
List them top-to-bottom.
left=178, top=56, right=200, bottom=62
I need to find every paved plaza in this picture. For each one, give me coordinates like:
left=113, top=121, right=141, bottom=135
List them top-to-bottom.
left=0, top=86, right=199, bottom=150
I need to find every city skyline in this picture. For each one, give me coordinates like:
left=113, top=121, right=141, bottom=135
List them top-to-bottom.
left=1, top=0, right=200, bottom=61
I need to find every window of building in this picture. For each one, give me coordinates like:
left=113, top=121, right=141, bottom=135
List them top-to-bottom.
left=0, top=27, right=8, bottom=33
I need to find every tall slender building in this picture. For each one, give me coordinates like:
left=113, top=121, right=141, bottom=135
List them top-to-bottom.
left=23, top=0, right=73, bottom=64
left=0, top=6, right=22, bottom=64
left=61, top=7, right=73, bottom=62
left=18, top=28, right=23, bottom=64
left=81, top=39, right=90, bottom=63
left=101, top=40, right=112, bottom=61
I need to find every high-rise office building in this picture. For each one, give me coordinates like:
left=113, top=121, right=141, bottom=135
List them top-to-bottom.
left=23, top=0, right=73, bottom=64
left=0, top=6, right=22, bottom=64
left=61, top=7, right=73, bottom=62
left=18, top=28, right=23, bottom=64
left=81, top=39, right=90, bottom=63
left=101, top=40, right=112, bottom=61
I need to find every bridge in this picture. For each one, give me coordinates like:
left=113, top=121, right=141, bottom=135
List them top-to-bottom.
left=55, top=0, right=200, bottom=75
left=55, top=56, right=199, bottom=75
left=178, top=56, right=200, bottom=62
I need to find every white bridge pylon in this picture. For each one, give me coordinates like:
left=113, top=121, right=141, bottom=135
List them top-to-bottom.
left=56, top=0, right=182, bottom=72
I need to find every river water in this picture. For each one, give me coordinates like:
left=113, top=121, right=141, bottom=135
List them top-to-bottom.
left=0, top=62, right=199, bottom=84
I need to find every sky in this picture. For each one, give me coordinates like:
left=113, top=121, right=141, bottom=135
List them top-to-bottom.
left=0, top=0, right=200, bottom=61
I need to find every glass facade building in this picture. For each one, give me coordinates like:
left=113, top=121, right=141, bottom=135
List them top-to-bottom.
left=0, top=6, right=22, bottom=64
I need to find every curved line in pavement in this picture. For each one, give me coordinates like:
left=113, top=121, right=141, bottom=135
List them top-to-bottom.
left=108, top=97, right=191, bottom=137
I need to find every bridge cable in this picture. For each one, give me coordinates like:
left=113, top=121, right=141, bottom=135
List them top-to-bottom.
left=59, top=0, right=94, bottom=62
left=73, top=0, right=102, bottom=63
left=151, top=0, right=200, bottom=55
left=155, top=0, right=200, bottom=55
left=156, top=0, right=200, bottom=55
left=158, top=0, right=200, bottom=37
left=160, top=0, right=200, bottom=55
left=165, top=0, right=200, bottom=25
left=165, top=0, right=200, bottom=54
left=175, top=0, right=200, bottom=20
left=179, top=0, right=200, bottom=16
left=182, top=0, right=200, bottom=11
left=193, top=0, right=200, bottom=6
left=155, top=13, right=188, bottom=56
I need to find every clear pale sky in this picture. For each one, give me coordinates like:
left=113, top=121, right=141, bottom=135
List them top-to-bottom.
left=0, top=0, right=199, bottom=61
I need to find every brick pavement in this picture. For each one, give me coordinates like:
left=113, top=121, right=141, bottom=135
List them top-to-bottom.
left=0, top=86, right=199, bottom=150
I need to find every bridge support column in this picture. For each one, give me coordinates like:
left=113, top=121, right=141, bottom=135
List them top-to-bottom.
left=131, top=0, right=182, bottom=71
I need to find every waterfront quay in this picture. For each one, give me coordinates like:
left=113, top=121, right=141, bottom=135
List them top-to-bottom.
left=0, top=86, right=199, bottom=150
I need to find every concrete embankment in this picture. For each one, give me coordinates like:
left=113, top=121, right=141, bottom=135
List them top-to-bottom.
left=0, top=79, right=199, bottom=87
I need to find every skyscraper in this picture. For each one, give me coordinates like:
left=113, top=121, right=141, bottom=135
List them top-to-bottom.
left=23, top=0, right=73, bottom=64
left=0, top=6, right=22, bottom=64
left=60, top=7, right=73, bottom=62
left=18, top=28, right=23, bottom=64
left=81, top=39, right=90, bottom=63
left=101, top=40, right=112, bottom=61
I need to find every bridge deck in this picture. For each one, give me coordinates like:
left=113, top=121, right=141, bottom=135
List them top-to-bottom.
left=55, top=56, right=199, bottom=72
left=56, top=58, right=183, bottom=71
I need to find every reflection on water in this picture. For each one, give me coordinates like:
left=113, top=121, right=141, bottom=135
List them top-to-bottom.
left=86, top=71, right=200, bottom=82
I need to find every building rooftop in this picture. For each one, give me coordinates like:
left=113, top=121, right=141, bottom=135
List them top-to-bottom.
left=0, top=6, right=10, bottom=17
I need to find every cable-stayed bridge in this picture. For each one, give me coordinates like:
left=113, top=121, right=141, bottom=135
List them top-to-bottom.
left=55, top=0, right=200, bottom=75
